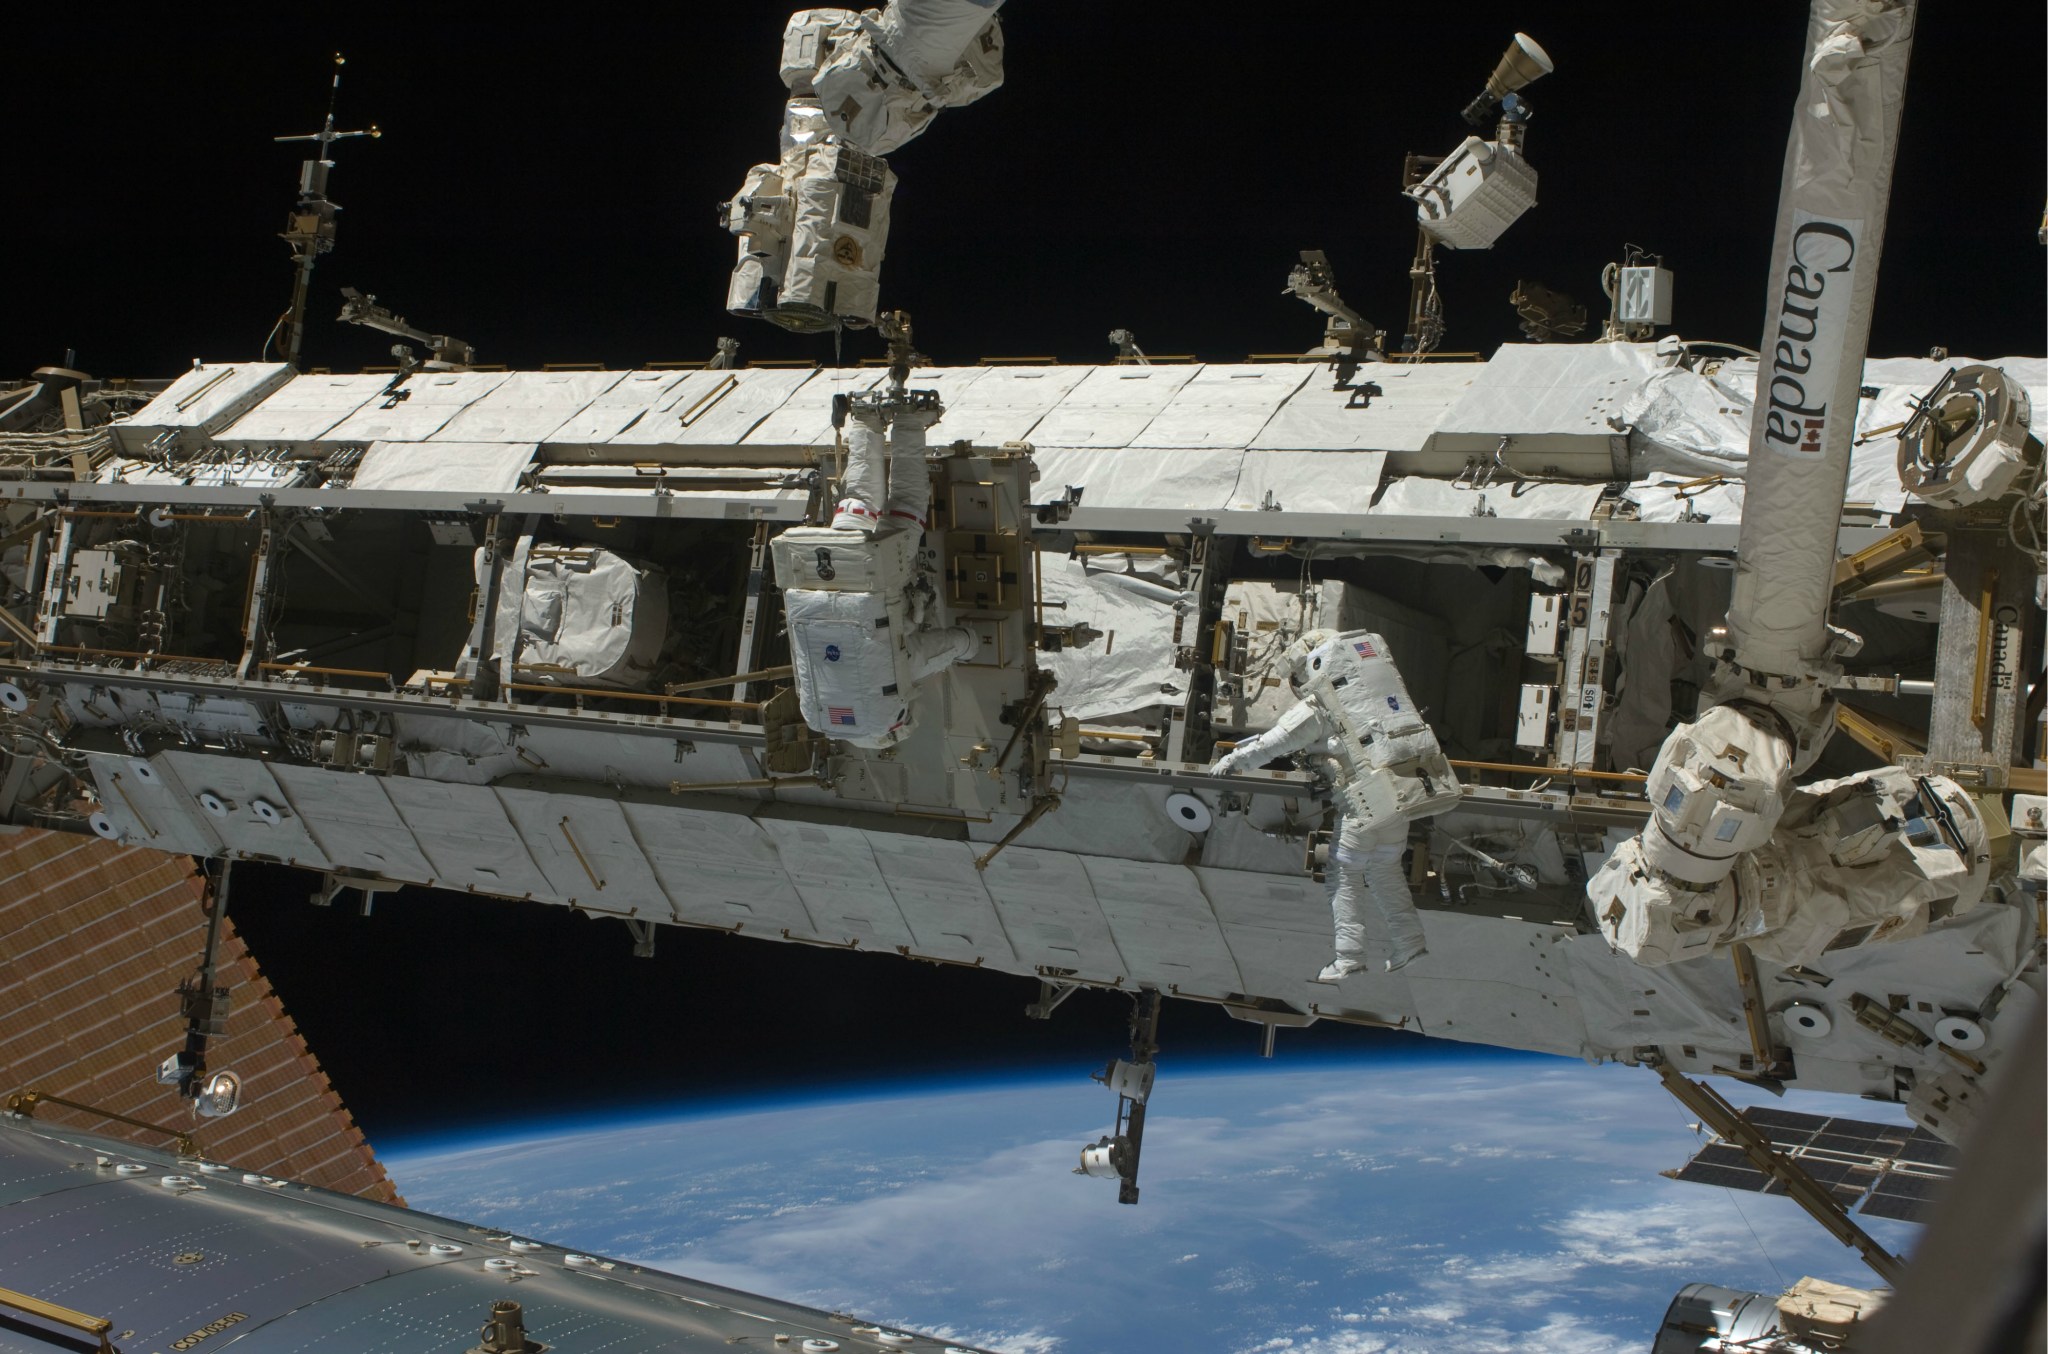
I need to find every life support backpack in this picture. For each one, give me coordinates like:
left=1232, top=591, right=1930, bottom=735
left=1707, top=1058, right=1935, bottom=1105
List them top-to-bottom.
left=1295, top=630, right=1462, bottom=828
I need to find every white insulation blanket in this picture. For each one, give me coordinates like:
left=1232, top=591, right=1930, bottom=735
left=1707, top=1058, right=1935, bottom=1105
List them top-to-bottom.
left=513, top=547, right=667, bottom=687
left=1036, top=553, right=1185, bottom=723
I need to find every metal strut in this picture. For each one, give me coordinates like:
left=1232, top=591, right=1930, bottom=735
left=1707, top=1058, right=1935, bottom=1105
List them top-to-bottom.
left=271, top=54, right=380, bottom=368
left=164, top=861, right=235, bottom=1100
left=1076, top=990, right=1164, bottom=1206
left=1112, top=990, right=1163, bottom=1205
left=1651, top=1059, right=1906, bottom=1286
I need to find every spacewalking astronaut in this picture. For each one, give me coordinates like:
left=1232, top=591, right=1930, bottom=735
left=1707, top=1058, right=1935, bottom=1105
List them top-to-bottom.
left=768, top=386, right=975, bottom=751
left=1210, top=630, right=1461, bottom=980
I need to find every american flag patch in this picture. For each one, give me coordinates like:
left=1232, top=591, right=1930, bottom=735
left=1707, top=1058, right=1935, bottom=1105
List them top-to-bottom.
left=1353, top=640, right=1377, bottom=659
left=828, top=706, right=857, bottom=727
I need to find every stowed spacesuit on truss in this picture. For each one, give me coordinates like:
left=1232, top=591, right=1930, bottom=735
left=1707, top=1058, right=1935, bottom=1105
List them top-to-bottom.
left=1211, top=630, right=1461, bottom=980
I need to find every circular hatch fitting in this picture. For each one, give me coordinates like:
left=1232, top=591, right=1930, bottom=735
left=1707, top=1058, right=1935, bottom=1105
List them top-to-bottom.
left=1165, top=792, right=1213, bottom=833
left=1782, top=1003, right=1832, bottom=1038
left=1935, top=1015, right=1986, bottom=1050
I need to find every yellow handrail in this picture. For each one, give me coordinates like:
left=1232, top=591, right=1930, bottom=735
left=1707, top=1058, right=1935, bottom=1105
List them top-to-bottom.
left=0, top=1284, right=115, bottom=1354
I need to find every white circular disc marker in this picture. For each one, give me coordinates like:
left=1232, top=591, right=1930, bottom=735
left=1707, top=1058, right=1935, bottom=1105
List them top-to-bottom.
left=1165, top=792, right=1213, bottom=833
left=1782, top=1003, right=1832, bottom=1038
left=1935, top=1015, right=1985, bottom=1050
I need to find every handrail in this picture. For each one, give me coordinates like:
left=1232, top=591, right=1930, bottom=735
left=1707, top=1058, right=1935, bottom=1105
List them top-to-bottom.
left=674, top=375, right=739, bottom=428
left=38, top=643, right=225, bottom=667
left=259, top=662, right=392, bottom=687
left=663, top=665, right=792, bottom=696
left=420, top=673, right=761, bottom=715
left=505, top=681, right=759, bottom=712
left=1079, top=728, right=1155, bottom=743
left=1448, top=758, right=1648, bottom=785
left=4, top=1088, right=199, bottom=1157
left=0, top=1284, right=116, bottom=1354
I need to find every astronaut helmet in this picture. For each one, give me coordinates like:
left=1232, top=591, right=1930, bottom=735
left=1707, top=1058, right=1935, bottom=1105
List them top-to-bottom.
left=1283, top=629, right=1339, bottom=692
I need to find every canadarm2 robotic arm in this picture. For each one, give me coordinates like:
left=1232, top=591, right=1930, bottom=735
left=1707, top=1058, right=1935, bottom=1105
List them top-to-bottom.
left=723, top=1, right=1006, bottom=332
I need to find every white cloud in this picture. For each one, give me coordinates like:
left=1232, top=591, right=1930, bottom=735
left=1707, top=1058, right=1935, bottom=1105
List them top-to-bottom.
left=389, top=1062, right=1910, bottom=1354
left=1247, top=1308, right=1625, bottom=1354
left=901, top=1322, right=1062, bottom=1354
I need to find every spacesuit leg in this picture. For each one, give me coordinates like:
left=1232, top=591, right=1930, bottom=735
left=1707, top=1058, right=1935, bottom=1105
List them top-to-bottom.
left=886, top=407, right=936, bottom=531
left=833, top=409, right=889, bottom=531
left=903, top=624, right=979, bottom=681
left=1335, top=817, right=1427, bottom=972
left=1326, top=866, right=1368, bottom=965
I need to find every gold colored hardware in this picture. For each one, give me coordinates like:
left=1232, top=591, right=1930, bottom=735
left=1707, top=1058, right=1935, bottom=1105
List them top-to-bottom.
left=674, top=375, right=739, bottom=427
left=1831, top=521, right=1936, bottom=594
left=1973, top=568, right=1997, bottom=729
left=0, top=605, right=41, bottom=650
left=259, top=662, right=391, bottom=685
left=664, top=666, right=792, bottom=696
left=1835, top=704, right=1927, bottom=764
left=1077, top=727, right=1156, bottom=743
left=1446, top=758, right=1648, bottom=785
left=109, top=773, right=158, bottom=840
left=667, top=775, right=822, bottom=794
left=973, top=793, right=1061, bottom=871
left=893, top=807, right=995, bottom=824
left=559, top=817, right=605, bottom=891
left=1729, top=943, right=1781, bottom=1072
left=4, top=1088, right=199, bottom=1157
left=0, top=1284, right=117, bottom=1354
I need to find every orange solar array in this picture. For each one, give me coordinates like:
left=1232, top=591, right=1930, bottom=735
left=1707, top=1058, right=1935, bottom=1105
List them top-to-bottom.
left=0, top=829, right=399, bottom=1203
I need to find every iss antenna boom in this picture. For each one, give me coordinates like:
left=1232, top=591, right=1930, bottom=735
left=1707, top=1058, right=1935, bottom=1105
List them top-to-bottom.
left=1460, top=32, right=1555, bottom=126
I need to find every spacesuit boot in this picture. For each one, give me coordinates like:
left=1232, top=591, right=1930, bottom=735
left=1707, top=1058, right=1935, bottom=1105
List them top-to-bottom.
left=832, top=409, right=890, bottom=531
left=1315, top=952, right=1371, bottom=982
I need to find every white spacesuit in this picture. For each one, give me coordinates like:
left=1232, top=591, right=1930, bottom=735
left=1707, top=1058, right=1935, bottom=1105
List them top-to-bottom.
left=769, top=402, right=975, bottom=750
left=1210, top=630, right=1462, bottom=979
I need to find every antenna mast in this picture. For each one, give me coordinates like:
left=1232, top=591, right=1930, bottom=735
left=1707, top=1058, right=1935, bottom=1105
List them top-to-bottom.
left=272, top=54, right=380, bottom=369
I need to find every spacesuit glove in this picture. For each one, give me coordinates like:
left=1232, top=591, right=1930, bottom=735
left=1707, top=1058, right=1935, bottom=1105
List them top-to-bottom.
left=1210, top=746, right=1259, bottom=777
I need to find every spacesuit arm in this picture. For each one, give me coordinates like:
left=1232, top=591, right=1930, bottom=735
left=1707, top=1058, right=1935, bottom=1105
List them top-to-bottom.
left=1212, top=700, right=1333, bottom=776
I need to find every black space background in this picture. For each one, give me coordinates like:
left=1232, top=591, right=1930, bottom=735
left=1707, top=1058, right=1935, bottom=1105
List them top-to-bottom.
left=8, top=7, right=2044, bottom=1146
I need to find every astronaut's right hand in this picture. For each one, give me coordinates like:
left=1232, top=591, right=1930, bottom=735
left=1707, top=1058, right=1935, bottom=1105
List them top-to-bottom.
left=1209, top=750, right=1250, bottom=778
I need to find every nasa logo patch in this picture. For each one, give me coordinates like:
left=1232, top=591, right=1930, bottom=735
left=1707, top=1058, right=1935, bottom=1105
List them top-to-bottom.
left=824, top=644, right=841, bottom=662
left=1386, top=696, right=1400, bottom=711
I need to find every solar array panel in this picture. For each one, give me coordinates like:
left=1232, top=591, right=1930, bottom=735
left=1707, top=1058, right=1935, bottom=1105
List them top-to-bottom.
left=1668, top=1107, right=1955, bottom=1224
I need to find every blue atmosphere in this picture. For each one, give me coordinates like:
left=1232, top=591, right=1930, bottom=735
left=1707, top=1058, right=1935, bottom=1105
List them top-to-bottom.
left=384, top=1050, right=1917, bottom=1353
